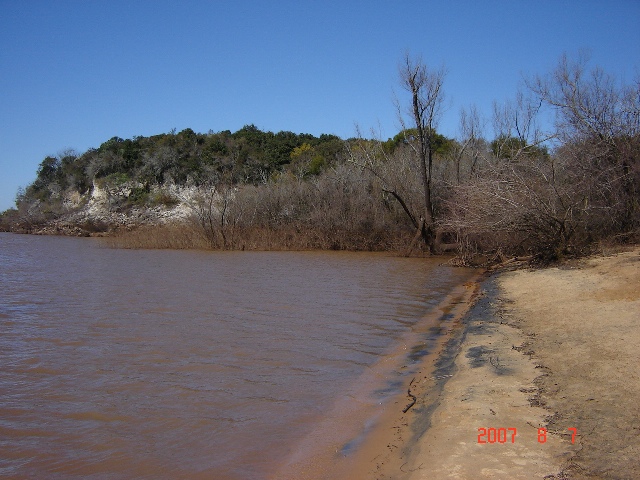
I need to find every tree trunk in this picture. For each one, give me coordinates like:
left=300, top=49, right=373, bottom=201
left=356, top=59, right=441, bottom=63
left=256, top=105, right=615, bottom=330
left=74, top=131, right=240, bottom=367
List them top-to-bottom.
left=406, top=56, right=441, bottom=254
left=404, top=217, right=425, bottom=257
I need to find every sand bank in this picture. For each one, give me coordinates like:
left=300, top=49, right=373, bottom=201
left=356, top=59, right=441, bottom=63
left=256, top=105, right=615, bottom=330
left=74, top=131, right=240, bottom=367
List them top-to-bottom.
left=403, top=247, right=640, bottom=479
left=277, top=248, right=639, bottom=479
left=273, top=270, right=483, bottom=480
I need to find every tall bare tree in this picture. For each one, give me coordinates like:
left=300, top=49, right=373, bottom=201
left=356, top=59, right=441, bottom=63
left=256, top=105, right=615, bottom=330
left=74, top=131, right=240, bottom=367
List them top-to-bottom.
left=528, top=53, right=640, bottom=231
left=397, top=54, right=447, bottom=253
left=444, top=54, right=640, bottom=263
left=491, top=90, right=553, bottom=160
left=455, top=104, right=485, bottom=182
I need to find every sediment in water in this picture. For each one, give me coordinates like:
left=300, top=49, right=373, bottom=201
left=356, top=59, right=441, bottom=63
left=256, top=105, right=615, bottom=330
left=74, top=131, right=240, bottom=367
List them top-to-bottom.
left=273, top=269, right=485, bottom=480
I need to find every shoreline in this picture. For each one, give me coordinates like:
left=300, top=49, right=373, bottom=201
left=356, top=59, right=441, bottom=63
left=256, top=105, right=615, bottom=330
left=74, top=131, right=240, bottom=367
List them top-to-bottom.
left=6, top=228, right=637, bottom=477
left=309, top=246, right=640, bottom=479
left=403, top=247, right=640, bottom=479
left=272, top=268, right=484, bottom=479
left=335, top=272, right=485, bottom=480
left=402, top=274, right=568, bottom=479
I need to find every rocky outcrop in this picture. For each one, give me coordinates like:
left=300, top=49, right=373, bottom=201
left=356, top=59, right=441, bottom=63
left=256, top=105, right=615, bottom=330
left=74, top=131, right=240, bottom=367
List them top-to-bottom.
left=3, top=182, right=205, bottom=237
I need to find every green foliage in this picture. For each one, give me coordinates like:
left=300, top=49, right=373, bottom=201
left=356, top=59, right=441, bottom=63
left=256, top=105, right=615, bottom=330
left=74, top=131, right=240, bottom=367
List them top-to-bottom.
left=17, top=126, right=347, bottom=212
left=384, top=128, right=454, bottom=156
left=491, top=135, right=549, bottom=160
left=287, top=142, right=329, bottom=176
left=290, top=143, right=313, bottom=159
left=59, top=151, right=90, bottom=193
left=307, top=155, right=326, bottom=175
left=36, top=156, right=61, bottom=183
left=102, top=172, right=130, bottom=187
left=127, top=185, right=150, bottom=206
left=149, top=190, right=179, bottom=207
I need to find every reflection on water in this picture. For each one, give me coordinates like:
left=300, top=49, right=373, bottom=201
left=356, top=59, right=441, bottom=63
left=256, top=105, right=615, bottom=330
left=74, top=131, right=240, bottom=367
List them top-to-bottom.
left=0, top=233, right=472, bottom=479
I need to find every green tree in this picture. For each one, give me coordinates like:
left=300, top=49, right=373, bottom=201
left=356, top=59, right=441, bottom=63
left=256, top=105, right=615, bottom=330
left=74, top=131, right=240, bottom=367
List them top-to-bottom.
left=385, top=128, right=454, bottom=156
left=490, top=135, right=548, bottom=160
left=36, top=156, right=61, bottom=184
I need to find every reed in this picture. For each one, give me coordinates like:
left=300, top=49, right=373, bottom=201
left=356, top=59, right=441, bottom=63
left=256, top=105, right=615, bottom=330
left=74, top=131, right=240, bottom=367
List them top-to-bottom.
left=105, top=221, right=415, bottom=252
left=105, top=223, right=209, bottom=250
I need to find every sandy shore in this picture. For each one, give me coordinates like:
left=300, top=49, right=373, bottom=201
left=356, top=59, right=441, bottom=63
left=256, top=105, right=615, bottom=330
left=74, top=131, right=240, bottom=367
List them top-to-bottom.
left=331, top=247, right=640, bottom=479
left=400, top=247, right=640, bottom=479
left=276, top=248, right=639, bottom=479
left=273, top=270, right=484, bottom=480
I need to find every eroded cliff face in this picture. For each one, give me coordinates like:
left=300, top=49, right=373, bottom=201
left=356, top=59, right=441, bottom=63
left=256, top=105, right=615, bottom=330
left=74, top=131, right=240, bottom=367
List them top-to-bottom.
left=4, top=181, right=207, bottom=236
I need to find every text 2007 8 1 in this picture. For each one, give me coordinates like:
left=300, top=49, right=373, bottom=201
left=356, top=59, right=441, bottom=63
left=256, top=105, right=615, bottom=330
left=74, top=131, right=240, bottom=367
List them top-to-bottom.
left=477, top=427, right=577, bottom=444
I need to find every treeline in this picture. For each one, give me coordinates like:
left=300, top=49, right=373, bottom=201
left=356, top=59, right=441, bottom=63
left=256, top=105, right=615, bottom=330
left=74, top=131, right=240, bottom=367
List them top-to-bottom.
left=3, top=54, right=639, bottom=263
left=15, top=125, right=345, bottom=205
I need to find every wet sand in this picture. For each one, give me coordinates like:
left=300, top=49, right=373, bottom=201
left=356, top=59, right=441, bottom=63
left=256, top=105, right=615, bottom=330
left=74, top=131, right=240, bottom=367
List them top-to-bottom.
left=335, top=247, right=639, bottom=479
left=403, top=247, right=640, bottom=479
left=273, top=272, right=483, bottom=479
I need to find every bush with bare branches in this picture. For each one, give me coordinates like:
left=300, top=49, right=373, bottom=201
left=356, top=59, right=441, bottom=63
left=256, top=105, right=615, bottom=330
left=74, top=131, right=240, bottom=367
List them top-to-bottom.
left=445, top=54, right=639, bottom=262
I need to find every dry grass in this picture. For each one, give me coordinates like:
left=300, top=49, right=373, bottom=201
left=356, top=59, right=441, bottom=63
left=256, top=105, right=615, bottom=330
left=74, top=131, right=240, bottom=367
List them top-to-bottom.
left=105, top=221, right=416, bottom=252
left=104, top=223, right=210, bottom=250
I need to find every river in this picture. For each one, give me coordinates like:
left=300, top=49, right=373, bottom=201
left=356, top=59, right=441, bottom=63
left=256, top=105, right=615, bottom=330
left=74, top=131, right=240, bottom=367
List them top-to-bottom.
left=0, top=233, right=474, bottom=479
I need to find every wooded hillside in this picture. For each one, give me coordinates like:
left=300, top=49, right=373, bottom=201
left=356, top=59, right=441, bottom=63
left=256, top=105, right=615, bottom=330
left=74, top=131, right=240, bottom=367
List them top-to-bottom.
left=3, top=54, right=638, bottom=263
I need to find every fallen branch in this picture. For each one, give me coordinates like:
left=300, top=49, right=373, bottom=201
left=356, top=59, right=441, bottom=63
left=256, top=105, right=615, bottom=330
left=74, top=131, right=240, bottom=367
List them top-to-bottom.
left=403, top=377, right=417, bottom=413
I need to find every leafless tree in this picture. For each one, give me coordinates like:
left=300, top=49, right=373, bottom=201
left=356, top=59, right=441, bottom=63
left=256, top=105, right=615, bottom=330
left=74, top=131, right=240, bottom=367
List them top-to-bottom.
left=529, top=52, right=639, bottom=143
left=528, top=53, right=640, bottom=232
left=396, top=54, right=447, bottom=253
left=446, top=54, right=640, bottom=262
left=491, top=90, right=555, bottom=161
left=453, top=104, right=486, bottom=182
left=346, top=129, right=422, bottom=233
left=444, top=154, right=614, bottom=262
left=188, top=182, right=237, bottom=249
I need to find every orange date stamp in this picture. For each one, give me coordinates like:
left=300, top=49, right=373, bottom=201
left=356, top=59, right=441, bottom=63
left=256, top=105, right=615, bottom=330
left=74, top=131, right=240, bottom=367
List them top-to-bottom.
left=477, top=427, right=577, bottom=444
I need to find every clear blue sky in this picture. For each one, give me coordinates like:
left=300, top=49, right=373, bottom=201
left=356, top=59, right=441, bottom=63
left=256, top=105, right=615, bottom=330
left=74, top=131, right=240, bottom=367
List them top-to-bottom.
left=1, top=0, right=639, bottom=212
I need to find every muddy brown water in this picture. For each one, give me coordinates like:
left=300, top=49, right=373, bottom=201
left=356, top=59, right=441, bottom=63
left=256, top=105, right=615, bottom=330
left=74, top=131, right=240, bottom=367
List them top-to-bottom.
left=0, top=233, right=474, bottom=479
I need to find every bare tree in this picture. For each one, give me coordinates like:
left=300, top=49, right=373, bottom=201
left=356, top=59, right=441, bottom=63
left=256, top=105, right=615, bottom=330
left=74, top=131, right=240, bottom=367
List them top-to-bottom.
left=529, top=52, right=639, bottom=143
left=528, top=53, right=640, bottom=231
left=396, top=54, right=447, bottom=253
left=445, top=54, right=640, bottom=263
left=345, top=55, right=448, bottom=254
left=491, top=90, right=554, bottom=161
left=454, top=104, right=486, bottom=182
left=346, top=128, right=422, bottom=233
left=444, top=155, right=612, bottom=262
left=187, top=179, right=237, bottom=249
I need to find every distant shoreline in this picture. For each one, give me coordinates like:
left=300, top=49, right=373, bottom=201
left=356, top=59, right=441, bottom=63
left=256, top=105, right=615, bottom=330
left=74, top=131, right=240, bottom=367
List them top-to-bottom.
left=1, top=216, right=420, bottom=254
